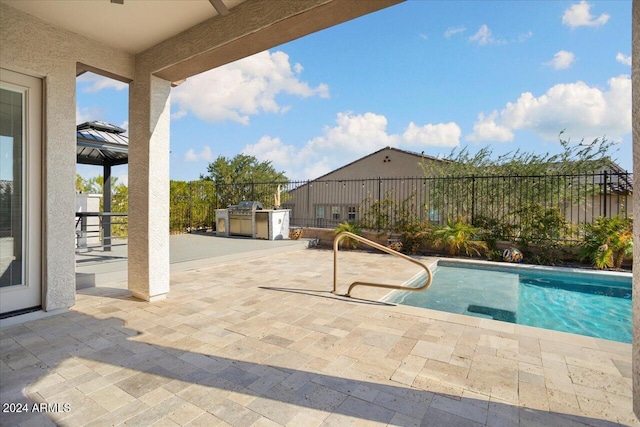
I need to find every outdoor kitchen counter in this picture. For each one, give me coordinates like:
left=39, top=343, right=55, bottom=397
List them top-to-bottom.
left=216, top=208, right=290, bottom=240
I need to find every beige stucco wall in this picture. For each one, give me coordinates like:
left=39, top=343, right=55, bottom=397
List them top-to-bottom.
left=0, top=3, right=134, bottom=311
left=284, top=148, right=443, bottom=226
left=319, top=148, right=438, bottom=180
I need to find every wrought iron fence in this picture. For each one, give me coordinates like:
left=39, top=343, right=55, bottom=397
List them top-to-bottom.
left=169, top=171, right=632, bottom=241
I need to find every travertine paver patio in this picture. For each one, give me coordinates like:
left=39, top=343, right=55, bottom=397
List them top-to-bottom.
left=1, top=247, right=637, bottom=426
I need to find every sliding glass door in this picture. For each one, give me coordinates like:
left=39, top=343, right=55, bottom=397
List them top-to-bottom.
left=0, top=68, right=42, bottom=315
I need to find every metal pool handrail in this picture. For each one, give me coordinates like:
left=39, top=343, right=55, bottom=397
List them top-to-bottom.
left=333, top=231, right=433, bottom=297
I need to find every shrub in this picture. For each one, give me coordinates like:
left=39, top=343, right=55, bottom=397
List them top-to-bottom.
left=579, top=216, right=633, bottom=269
left=431, top=219, right=487, bottom=257
left=399, top=221, right=431, bottom=254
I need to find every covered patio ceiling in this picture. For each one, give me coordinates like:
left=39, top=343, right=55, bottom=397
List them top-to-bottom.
left=0, top=0, right=246, bottom=54
left=2, top=0, right=402, bottom=84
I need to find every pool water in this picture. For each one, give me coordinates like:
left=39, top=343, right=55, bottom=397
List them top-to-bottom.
left=387, top=261, right=632, bottom=343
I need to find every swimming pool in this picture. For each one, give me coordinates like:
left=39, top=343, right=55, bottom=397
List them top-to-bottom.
left=386, top=260, right=632, bottom=343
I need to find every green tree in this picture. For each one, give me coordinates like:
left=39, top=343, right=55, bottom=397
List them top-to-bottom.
left=202, top=154, right=288, bottom=208
left=75, top=174, right=128, bottom=236
left=169, top=180, right=216, bottom=232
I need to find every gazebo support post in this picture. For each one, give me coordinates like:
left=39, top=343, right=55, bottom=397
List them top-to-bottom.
left=103, top=163, right=112, bottom=252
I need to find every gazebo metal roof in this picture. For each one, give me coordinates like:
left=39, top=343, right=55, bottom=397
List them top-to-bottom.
left=77, top=121, right=128, bottom=166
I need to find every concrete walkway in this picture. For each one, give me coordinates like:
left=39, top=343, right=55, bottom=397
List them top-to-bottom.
left=76, top=233, right=313, bottom=288
left=1, top=247, right=636, bottom=426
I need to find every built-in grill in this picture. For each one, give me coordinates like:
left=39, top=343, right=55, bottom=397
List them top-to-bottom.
left=228, top=201, right=263, bottom=236
left=229, top=201, right=263, bottom=214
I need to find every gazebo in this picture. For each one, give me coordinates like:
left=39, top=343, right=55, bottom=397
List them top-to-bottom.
left=76, top=121, right=128, bottom=251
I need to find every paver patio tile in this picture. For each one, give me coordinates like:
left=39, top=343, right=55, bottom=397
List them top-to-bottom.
left=1, top=249, right=636, bottom=426
left=411, top=340, right=454, bottom=362
left=568, top=365, right=632, bottom=396
left=35, top=371, right=101, bottom=399
left=116, top=371, right=173, bottom=399
left=518, top=371, right=545, bottom=387
left=518, top=382, right=549, bottom=411
left=87, top=384, right=136, bottom=411
left=141, top=386, right=175, bottom=406
left=430, top=394, right=489, bottom=424
left=123, top=395, right=188, bottom=426
left=246, top=396, right=301, bottom=425
left=208, top=398, right=262, bottom=427
left=166, top=401, right=205, bottom=425
left=421, top=407, right=484, bottom=427
left=285, top=410, right=327, bottom=427
left=186, top=412, right=232, bottom=426
left=151, top=417, right=181, bottom=426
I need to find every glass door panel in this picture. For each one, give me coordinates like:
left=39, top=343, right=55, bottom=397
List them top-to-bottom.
left=0, top=69, right=41, bottom=315
left=0, top=87, right=24, bottom=288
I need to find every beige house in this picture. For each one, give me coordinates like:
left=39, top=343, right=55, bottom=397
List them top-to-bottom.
left=283, top=146, right=445, bottom=227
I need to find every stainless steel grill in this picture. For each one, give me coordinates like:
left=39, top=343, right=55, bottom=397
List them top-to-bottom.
left=229, top=201, right=263, bottom=236
left=229, top=201, right=263, bottom=215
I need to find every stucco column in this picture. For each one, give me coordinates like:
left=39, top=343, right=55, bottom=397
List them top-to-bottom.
left=633, top=0, right=639, bottom=418
left=45, top=69, right=77, bottom=311
left=128, top=74, right=171, bottom=301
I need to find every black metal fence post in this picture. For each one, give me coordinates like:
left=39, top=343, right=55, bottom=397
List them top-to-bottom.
left=471, top=175, right=476, bottom=226
left=377, top=176, right=382, bottom=232
left=188, top=181, right=193, bottom=232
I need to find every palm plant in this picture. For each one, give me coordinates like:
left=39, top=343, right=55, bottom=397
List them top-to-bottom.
left=579, top=216, right=633, bottom=269
left=432, top=219, right=487, bottom=257
left=334, top=221, right=362, bottom=249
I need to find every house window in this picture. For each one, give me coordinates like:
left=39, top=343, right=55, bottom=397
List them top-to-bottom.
left=315, top=206, right=326, bottom=228
left=331, top=206, right=340, bottom=221
left=348, top=206, right=356, bottom=221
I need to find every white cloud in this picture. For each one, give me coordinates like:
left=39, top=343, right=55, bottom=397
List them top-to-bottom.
left=562, top=1, right=610, bottom=28
left=469, top=25, right=504, bottom=45
left=444, top=26, right=466, bottom=38
left=466, top=26, right=530, bottom=45
left=517, top=31, right=533, bottom=42
left=419, top=33, right=428, bottom=40
left=171, top=50, right=329, bottom=125
left=545, top=50, right=576, bottom=70
left=616, top=53, right=632, bottom=66
left=77, top=72, right=128, bottom=93
left=468, top=75, right=631, bottom=143
left=76, top=106, right=104, bottom=124
left=242, top=112, right=461, bottom=179
left=466, top=112, right=514, bottom=143
left=119, top=121, right=129, bottom=136
left=402, top=122, right=461, bottom=147
left=244, top=136, right=298, bottom=161
left=184, top=146, right=214, bottom=162
left=184, top=149, right=198, bottom=162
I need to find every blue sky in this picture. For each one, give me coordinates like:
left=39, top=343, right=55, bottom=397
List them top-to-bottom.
left=76, top=0, right=633, bottom=185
